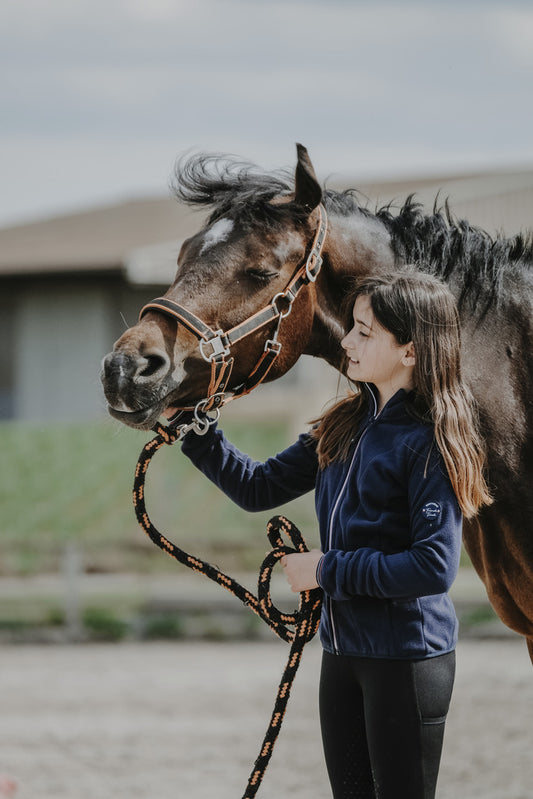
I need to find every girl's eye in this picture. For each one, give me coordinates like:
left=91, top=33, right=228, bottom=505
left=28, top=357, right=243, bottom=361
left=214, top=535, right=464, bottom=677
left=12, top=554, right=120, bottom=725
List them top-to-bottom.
left=359, top=330, right=369, bottom=338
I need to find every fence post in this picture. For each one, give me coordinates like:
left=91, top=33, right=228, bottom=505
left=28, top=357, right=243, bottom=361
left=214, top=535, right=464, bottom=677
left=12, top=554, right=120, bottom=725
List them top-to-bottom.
left=63, top=542, right=83, bottom=641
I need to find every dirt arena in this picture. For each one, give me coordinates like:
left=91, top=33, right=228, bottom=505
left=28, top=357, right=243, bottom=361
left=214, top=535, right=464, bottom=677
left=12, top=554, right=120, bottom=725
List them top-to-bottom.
left=1, top=637, right=532, bottom=798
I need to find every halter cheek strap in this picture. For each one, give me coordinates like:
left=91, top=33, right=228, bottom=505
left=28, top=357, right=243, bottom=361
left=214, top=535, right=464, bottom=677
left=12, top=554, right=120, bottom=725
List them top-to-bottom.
left=139, top=204, right=328, bottom=412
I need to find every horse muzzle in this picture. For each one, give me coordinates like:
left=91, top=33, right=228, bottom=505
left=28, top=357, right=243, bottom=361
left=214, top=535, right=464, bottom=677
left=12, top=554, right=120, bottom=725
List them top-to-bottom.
left=101, top=350, right=173, bottom=429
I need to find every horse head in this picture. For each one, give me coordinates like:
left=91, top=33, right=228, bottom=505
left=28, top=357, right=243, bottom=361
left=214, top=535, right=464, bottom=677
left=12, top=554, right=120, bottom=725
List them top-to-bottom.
left=101, top=145, right=329, bottom=430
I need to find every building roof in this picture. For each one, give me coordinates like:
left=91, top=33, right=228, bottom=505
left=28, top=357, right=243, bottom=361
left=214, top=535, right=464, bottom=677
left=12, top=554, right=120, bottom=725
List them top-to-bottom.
left=1, top=166, right=532, bottom=281
left=352, top=168, right=533, bottom=235
left=0, top=196, right=205, bottom=277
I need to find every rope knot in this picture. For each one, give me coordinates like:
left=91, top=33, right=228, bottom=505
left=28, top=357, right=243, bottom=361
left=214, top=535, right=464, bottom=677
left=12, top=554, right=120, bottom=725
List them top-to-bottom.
left=151, top=422, right=181, bottom=445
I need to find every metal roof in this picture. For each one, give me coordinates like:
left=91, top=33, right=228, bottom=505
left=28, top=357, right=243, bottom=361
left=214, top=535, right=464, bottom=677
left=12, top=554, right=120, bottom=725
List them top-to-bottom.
left=0, top=197, right=205, bottom=277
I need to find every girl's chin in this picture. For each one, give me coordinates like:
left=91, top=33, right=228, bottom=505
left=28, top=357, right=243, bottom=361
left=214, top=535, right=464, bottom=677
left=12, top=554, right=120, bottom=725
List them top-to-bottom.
left=346, top=366, right=361, bottom=380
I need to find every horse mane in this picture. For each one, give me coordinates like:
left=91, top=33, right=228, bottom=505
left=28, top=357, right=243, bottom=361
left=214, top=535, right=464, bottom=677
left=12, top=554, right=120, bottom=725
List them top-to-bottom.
left=173, top=153, right=533, bottom=310
left=323, top=186, right=533, bottom=310
left=375, top=196, right=533, bottom=309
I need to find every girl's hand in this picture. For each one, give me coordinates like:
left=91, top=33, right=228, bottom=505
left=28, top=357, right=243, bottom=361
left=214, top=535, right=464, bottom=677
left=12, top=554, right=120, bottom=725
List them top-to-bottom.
left=280, top=550, right=323, bottom=592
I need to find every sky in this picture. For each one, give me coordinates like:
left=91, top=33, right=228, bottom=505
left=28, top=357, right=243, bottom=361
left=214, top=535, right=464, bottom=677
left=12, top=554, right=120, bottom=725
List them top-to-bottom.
left=1, top=0, right=533, bottom=227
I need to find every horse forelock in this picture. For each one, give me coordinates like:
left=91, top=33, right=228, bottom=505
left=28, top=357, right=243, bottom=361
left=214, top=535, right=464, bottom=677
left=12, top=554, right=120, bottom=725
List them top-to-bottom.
left=171, top=153, right=305, bottom=228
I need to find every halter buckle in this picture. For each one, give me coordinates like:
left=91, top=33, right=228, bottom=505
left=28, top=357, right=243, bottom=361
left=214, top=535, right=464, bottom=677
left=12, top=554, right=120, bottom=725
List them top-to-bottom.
left=305, top=206, right=327, bottom=282
left=306, top=253, right=322, bottom=282
left=199, top=331, right=230, bottom=362
left=264, top=339, right=282, bottom=354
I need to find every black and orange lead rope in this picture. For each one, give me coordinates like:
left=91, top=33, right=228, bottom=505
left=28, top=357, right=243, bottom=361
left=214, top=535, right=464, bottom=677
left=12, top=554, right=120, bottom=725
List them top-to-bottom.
left=133, top=422, right=323, bottom=798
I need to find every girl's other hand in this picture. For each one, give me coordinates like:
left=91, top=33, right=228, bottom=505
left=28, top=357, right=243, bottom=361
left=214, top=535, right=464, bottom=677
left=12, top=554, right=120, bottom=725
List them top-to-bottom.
left=280, top=550, right=323, bottom=592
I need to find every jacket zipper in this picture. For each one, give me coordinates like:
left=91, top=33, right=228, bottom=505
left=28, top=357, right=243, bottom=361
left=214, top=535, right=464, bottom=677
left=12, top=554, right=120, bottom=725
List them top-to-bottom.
left=326, top=388, right=379, bottom=653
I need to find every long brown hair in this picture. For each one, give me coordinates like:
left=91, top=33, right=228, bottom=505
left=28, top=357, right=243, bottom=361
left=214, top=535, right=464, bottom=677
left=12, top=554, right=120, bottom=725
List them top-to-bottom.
left=311, top=270, right=492, bottom=518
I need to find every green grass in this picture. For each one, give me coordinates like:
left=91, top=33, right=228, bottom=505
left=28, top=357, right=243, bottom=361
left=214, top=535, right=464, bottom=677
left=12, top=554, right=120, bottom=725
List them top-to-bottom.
left=0, top=416, right=476, bottom=580
left=0, top=418, right=319, bottom=577
left=82, top=606, right=129, bottom=641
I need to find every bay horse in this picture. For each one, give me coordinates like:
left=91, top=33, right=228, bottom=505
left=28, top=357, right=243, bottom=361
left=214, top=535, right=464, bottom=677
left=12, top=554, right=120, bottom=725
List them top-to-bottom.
left=101, top=144, right=533, bottom=661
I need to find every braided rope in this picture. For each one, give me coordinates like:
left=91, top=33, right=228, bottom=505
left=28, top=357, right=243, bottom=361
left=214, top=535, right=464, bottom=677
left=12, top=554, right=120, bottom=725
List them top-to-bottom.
left=133, top=422, right=323, bottom=798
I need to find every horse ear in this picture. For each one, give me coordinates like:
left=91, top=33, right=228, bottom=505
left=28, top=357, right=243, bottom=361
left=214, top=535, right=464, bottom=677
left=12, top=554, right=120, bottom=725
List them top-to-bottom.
left=293, top=143, right=322, bottom=212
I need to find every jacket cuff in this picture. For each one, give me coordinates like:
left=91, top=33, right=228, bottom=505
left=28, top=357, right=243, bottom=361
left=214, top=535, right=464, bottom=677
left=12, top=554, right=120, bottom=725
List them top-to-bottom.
left=316, top=550, right=355, bottom=601
left=315, top=554, right=325, bottom=588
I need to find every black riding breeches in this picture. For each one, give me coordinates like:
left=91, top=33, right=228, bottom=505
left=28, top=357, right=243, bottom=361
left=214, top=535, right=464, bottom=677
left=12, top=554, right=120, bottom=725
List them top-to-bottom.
left=319, top=649, right=456, bottom=799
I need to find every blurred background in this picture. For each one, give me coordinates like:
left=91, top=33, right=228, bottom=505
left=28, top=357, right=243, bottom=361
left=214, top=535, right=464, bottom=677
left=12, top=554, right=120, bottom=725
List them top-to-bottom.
left=1, top=0, right=532, bottom=641
left=2, top=4, right=533, bottom=797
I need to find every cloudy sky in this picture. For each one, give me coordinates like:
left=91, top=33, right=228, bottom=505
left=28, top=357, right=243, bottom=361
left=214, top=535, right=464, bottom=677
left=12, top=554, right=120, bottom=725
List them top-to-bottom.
left=1, top=0, right=532, bottom=227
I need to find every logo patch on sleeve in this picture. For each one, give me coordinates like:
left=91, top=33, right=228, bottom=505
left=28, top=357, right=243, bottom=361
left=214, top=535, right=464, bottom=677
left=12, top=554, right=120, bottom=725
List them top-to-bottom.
left=422, top=501, right=441, bottom=520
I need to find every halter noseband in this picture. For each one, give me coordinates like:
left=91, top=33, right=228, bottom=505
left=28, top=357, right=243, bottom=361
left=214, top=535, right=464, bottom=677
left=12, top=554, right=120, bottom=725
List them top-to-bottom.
left=139, top=204, right=328, bottom=419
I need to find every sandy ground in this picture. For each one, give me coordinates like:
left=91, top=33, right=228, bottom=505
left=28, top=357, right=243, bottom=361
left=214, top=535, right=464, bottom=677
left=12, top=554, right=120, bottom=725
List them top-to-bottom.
left=1, top=637, right=532, bottom=799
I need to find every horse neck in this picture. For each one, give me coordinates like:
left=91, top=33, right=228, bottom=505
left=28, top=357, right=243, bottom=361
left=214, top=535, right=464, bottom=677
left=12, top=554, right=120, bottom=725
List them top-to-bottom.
left=307, top=210, right=396, bottom=367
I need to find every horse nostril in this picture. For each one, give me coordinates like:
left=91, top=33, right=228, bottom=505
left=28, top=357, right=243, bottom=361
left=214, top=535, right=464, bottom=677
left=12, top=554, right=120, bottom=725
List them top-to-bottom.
left=102, top=350, right=169, bottom=387
left=138, top=352, right=169, bottom=379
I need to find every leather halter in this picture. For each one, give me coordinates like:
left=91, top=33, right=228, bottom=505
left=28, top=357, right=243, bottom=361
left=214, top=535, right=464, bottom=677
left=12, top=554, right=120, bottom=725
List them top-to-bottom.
left=139, top=204, right=328, bottom=415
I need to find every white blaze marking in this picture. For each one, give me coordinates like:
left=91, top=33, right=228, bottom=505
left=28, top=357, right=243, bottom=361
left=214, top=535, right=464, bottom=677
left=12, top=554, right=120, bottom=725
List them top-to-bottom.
left=199, top=218, right=234, bottom=254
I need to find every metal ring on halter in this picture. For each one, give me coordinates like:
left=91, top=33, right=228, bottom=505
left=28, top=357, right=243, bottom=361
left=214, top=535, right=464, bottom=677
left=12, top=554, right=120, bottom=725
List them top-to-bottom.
left=271, top=290, right=295, bottom=319
left=193, top=398, right=221, bottom=435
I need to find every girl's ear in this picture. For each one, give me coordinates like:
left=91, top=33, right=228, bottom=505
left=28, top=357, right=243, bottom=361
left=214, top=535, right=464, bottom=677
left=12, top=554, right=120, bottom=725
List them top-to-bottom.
left=402, top=342, right=416, bottom=367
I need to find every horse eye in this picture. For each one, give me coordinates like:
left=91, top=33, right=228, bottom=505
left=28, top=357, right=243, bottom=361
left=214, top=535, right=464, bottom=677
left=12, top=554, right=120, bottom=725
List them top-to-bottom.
left=244, top=268, right=277, bottom=283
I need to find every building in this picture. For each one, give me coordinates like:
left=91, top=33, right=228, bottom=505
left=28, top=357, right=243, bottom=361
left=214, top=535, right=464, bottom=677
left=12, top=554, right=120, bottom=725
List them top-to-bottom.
left=1, top=166, right=532, bottom=422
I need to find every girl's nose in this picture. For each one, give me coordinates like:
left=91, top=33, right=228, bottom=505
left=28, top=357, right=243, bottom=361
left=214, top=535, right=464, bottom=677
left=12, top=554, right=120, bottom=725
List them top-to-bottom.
left=341, top=328, right=354, bottom=351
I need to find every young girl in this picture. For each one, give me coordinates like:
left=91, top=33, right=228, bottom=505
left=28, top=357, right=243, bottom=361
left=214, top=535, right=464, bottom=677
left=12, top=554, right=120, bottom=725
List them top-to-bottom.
left=172, top=271, right=492, bottom=799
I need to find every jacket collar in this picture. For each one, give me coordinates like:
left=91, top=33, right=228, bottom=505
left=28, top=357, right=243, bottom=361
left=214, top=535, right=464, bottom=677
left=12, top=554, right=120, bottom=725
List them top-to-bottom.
left=363, top=383, right=414, bottom=420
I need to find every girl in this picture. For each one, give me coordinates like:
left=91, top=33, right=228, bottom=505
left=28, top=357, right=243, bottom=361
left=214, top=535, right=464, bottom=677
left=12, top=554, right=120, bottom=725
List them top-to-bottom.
left=172, top=271, right=492, bottom=799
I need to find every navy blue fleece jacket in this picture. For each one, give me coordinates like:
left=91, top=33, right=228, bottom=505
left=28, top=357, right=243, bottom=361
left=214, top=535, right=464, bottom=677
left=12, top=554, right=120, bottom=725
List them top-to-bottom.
left=181, top=386, right=463, bottom=659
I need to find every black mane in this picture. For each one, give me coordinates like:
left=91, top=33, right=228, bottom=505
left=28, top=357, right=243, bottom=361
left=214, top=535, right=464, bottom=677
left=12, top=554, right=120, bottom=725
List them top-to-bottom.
left=171, top=153, right=303, bottom=226
left=173, top=153, right=533, bottom=310
left=324, top=186, right=533, bottom=309
left=375, top=197, right=533, bottom=309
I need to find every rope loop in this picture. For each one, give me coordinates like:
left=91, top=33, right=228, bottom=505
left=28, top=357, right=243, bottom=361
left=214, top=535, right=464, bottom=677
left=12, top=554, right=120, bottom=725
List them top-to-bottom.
left=132, top=426, right=323, bottom=798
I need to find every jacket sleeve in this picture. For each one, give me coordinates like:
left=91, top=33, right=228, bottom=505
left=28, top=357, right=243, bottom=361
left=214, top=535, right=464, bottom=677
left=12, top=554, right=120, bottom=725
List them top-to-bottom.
left=180, top=425, right=318, bottom=511
left=317, top=445, right=462, bottom=600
